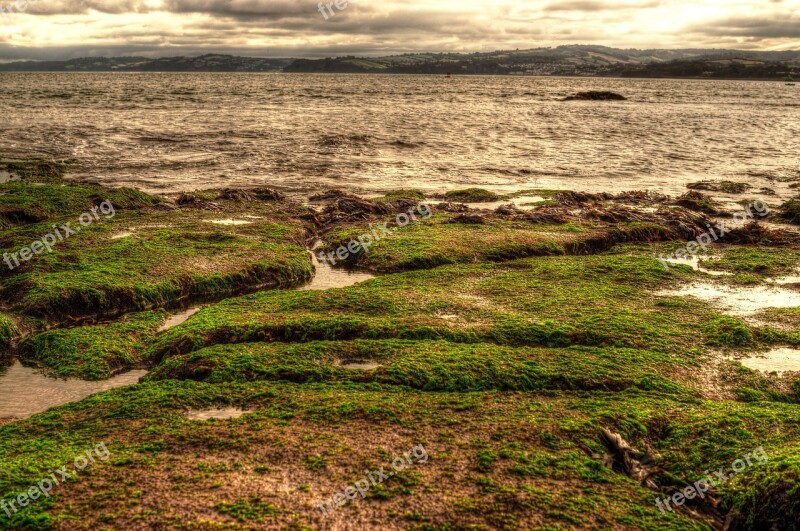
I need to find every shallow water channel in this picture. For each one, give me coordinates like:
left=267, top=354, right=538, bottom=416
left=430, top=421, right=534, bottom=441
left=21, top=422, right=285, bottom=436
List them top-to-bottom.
left=737, top=348, right=800, bottom=374
left=0, top=361, right=147, bottom=421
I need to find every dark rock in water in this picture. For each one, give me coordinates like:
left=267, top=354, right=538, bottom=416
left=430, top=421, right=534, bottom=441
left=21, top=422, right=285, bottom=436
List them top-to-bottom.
left=564, top=91, right=627, bottom=101
left=687, top=180, right=751, bottom=194
left=219, top=188, right=285, bottom=202
left=555, top=191, right=602, bottom=206
left=675, top=191, right=723, bottom=215
left=779, top=200, right=800, bottom=225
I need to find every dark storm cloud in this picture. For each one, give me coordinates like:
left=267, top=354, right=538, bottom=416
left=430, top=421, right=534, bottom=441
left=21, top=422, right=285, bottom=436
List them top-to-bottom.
left=163, top=0, right=317, bottom=19
left=1, top=1, right=797, bottom=61
left=544, top=1, right=659, bottom=12
left=691, top=16, right=800, bottom=39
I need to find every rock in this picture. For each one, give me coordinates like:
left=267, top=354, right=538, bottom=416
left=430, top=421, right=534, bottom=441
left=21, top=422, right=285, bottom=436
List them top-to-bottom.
left=564, top=91, right=627, bottom=101
left=687, top=181, right=751, bottom=194
left=219, top=188, right=285, bottom=202
left=675, top=191, right=723, bottom=215
left=176, top=193, right=222, bottom=211
left=780, top=200, right=800, bottom=224
left=436, top=202, right=470, bottom=213
left=494, top=204, right=521, bottom=216
left=525, top=208, right=571, bottom=224
left=450, top=213, right=487, bottom=224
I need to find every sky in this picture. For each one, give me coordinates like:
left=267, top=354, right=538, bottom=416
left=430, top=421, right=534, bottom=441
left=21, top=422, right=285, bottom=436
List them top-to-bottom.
left=0, top=0, right=798, bottom=61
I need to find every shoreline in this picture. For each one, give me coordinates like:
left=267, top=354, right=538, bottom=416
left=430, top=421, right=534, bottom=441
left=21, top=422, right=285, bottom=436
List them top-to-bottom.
left=0, top=159, right=799, bottom=529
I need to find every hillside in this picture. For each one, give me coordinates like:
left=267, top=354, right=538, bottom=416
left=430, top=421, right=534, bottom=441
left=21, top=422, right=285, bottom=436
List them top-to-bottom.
left=0, top=46, right=798, bottom=78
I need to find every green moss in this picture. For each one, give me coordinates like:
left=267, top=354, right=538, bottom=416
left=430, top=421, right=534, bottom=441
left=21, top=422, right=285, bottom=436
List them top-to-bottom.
left=2, top=160, right=68, bottom=184
left=1, top=175, right=798, bottom=529
left=0, top=181, right=160, bottom=225
left=444, top=188, right=501, bottom=203
left=373, top=190, right=426, bottom=203
left=2, top=208, right=313, bottom=320
left=323, top=213, right=586, bottom=272
left=700, top=247, right=800, bottom=276
left=148, top=254, right=752, bottom=363
left=18, top=311, right=166, bottom=380
left=0, top=314, right=17, bottom=350
left=703, top=317, right=755, bottom=348
left=146, top=340, right=694, bottom=394
left=0, top=380, right=797, bottom=529
left=215, top=497, right=281, bottom=522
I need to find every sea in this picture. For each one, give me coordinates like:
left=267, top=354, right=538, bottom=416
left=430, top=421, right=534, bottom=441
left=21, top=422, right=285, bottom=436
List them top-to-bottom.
left=1, top=73, right=798, bottom=199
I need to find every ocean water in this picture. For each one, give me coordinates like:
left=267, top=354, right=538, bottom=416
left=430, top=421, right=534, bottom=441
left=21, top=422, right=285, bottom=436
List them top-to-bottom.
left=1, top=73, right=798, bottom=198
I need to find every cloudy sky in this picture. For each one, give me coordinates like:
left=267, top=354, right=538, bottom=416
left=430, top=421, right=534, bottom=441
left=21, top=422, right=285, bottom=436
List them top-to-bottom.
left=0, top=0, right=798, bottom=61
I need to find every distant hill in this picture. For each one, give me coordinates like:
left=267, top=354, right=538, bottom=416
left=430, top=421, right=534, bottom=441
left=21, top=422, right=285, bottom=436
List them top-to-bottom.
left=1, top=46, right=798, bottom=78
left=282, top=46, right=800, bottom=78
left=0, top=54, right=292, bottom=72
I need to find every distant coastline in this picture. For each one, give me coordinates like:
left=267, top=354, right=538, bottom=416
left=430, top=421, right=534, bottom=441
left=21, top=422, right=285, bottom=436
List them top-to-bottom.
left=1, top=45, right=798, bottom=80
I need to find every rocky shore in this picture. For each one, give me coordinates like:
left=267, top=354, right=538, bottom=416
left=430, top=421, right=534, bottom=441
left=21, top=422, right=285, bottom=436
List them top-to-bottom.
left=0, top=160, right=799, bottom=529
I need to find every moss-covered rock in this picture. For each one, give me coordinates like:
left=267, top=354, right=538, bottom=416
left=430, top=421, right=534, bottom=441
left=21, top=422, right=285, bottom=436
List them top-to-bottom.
left=1, top=176, right=799, bottom=530
left=687, top=181, right=752, bottom=194
left=0, top=187, right=314, bottom=321
left=443, top=188, right=501, bottom=203
left=778, top=200, right=800, bottom=224
left=147, top=254, right=754, bottom=362
left=17, top=311, right=167, bottom=380
left=0, top=314, right=17, bottom=350
left=146, top=340, right=694, bottom=394
left=0, top=380, right=798, bottom=529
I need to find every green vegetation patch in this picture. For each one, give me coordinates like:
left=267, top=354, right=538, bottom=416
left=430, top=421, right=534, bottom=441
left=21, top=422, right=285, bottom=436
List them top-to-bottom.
left=1, top=159, right=68, bottom=185
left=0, top=181, right=160, bottom=226
left=444, top=188, right=501, bottom=203
left=1, top=208, right=313, bottom=320
left=323, top=212, right=586, bottom=272
left=698, top=246, right=800, bottom=277
left=148, top=254, right=745, bottom=361
left=18, top=311, right=167, bottom=380
left=0, top=314, right=17, bottom=350
left=146, top=340, right=693, bottom=394
left=0, top=380, right=798, bottom=529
